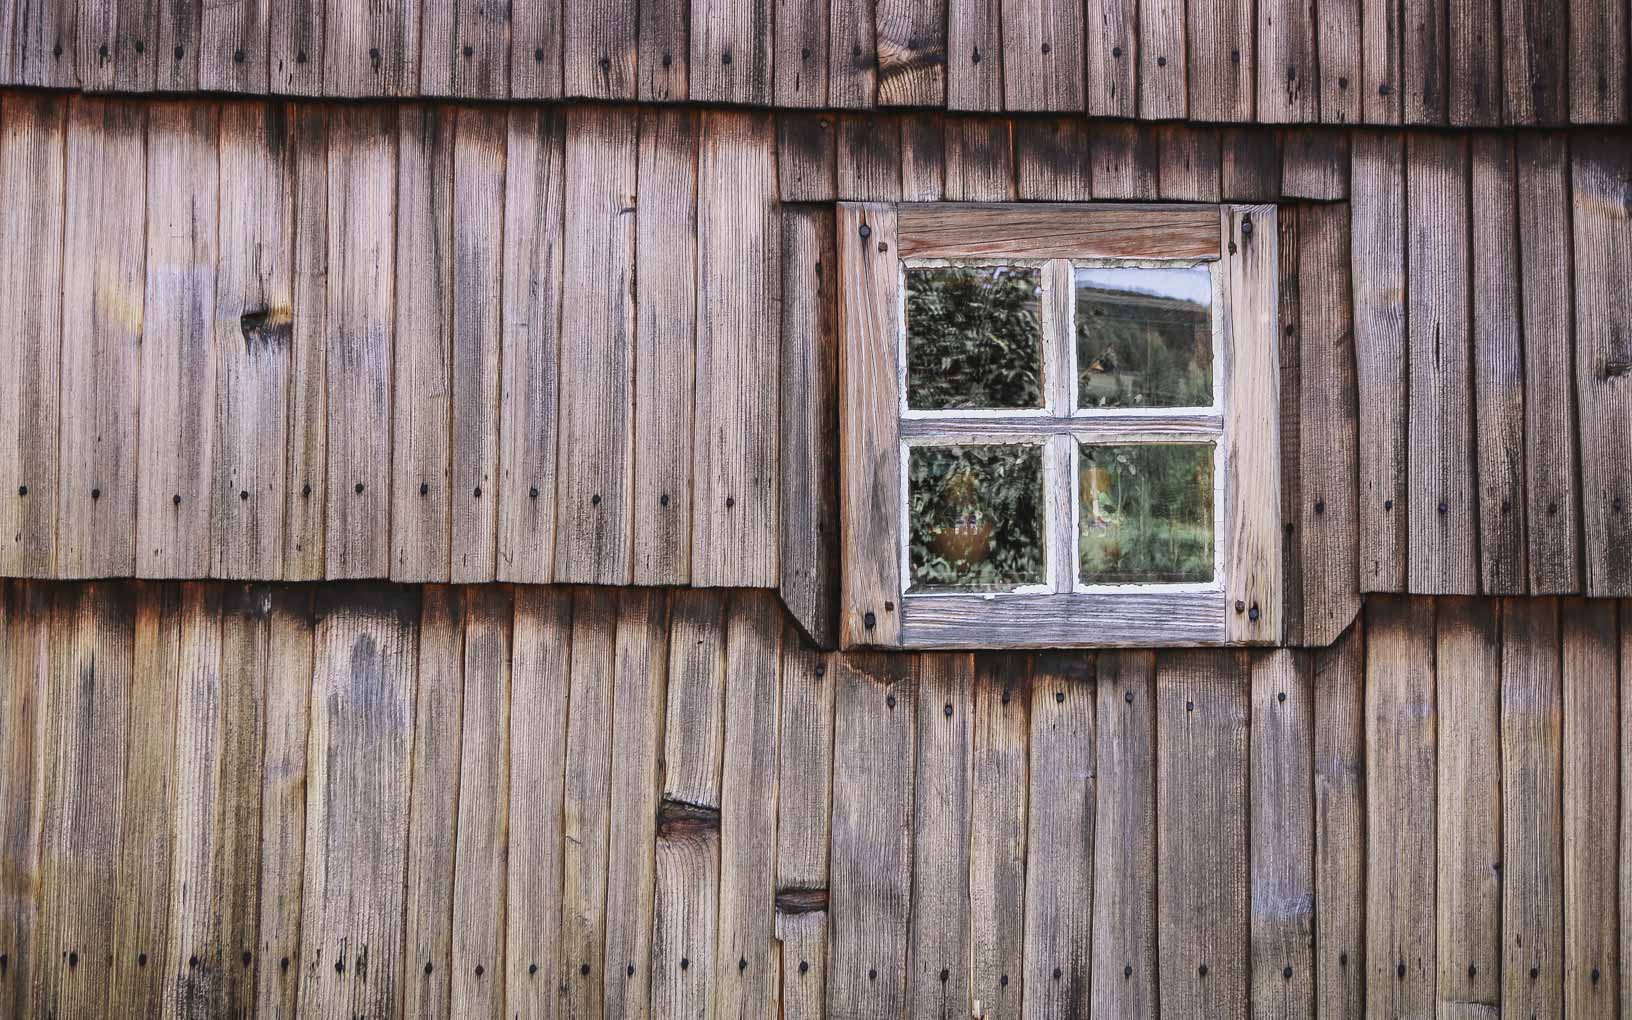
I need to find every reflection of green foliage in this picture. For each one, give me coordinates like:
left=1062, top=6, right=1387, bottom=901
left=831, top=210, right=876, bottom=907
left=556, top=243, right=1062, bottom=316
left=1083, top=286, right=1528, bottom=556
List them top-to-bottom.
left=906, top=267, right=1043, bottom=410
left=1076, top=278, right=1212, bottom=409
left=1079, top=444, right=1213, bottom=584
left=909, top=445, right=1043, bottom=591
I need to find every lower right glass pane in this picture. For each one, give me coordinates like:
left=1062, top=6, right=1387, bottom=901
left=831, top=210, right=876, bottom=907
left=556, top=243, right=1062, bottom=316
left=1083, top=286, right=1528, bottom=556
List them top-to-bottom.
left=1079, top=442, right=1216, bottom=585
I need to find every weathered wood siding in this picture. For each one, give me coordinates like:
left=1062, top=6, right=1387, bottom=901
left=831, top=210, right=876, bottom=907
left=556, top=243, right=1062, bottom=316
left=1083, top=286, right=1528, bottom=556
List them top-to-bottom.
left=4, top=0, right=1629, bottom=128
left=0, top=580, right=1627, bottom=1018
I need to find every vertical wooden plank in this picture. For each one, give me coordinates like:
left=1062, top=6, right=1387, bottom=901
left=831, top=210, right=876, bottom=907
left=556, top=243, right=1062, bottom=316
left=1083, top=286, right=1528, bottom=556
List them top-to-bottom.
left=9, top=0, right=79, bottom=87
left=200, top=0, right=272, bottom=91
left=269, top=0, right=324, bottom=94
left=321, top=0, right=420, bottom=95
left=420, top=0, right=509, bottom=98
left=509, top=0, right=562, bottom=98
left=563, top=0, right=636, bottom=97
left=639, top=0, right=688, bottom=100
left=689, top=0, right=773, bottom=103
left=774, top=0, right=828, bottom=106
left=828, top=0, right=877, bottom=108
left=873, top=0, right=944, bottom=105
left=945, top=0, right=1001, bottom=110
left=999, top=0, right=1083, bottom=110
left=1084, top=0, right=1137, bottom=117
left=1138, top=0, right=1187, bottom=118
left=1187, top=0, right=1254, bottom=121
left=1259, top=0, right=1318, bottom=122
left=1317, top=0, right=1362, bottom=122
left=1362, top=0, right=1403, bottom=121
left=1448, top=0, right=1500, bottom=124
left=1501, top=0, right=1566, bottom=124
left=1571, top=0, right=1628, bottom=122
left=0, top=94, right=65, bottom=577
left=56, top=98, right=145, bottom=579
left=137, top=101, right=220, bottom=580
left=213, top=101, right=297, bottom=581
left=282, top=102, right=329, bottom=581
left=324, top=105, right=397, bottom=578
left=554, top=105, right=637, bottom=584
left=495, top=106, right=565, bottom=583
left=632, top=108, right=698, bottom=586
left=692, top=111, right=781, bottom=587
left=778, top=112, right=838, bottom=201
left=836, top=112, right=902, bottom=200
left=899, top=113, right=945, bottom=200
left=943, top=115, right=1013, bottom=200
left=1014, top=117, right=1093, bottom=201
left=1089, top=122, right=1159, bottom=199
left=1158, top=124, right=1222, bottom=201
left=1220, top=127, right=1282, bottom=202
left=1279, top=127, right=1350, bottom=200
left=1351, top=131, right=1408, bottom=591
left=1406, top=133, right=1476, bottom=594
left=1516, top=133, right=1580, bottom=593
left=1571, top=133, right=1632, bottom=596
left=1469, top=135, right=1527, bottom=595
left=837, top=203, right=901, bottom=647
left=780, top=206, right=840, bottom=646
left=1277, top=208, right=1304, bottom=649
left=0, top=583, right=48, bottom=1019
left=33, top=584, right=136, bottom=1019
left=102, top=584, right=181, bottom=1019
left=295, top=585, right=419, bottom=1020
left=399, top=585, right=462, bottom=1020
left=253, top=587, right=315, bottom=1018
left=559, top=587, right=616, bottom=1018
left=219, top=588, right=275, bottom=1010
left=504, top=588, right=573, bottom=1020
left=601, top=589, right=668, bottom=1020
left=662, top=591, right=728, bottom=808
left=1364, top=596, right=1436, bottom=1018
left=1501, top=597, right=1564, bottom=1017
left=1433, top=598, right=1502, bottom=1012
left=1562, top=599, right=1619, bottom=1019
left=1623, top=599, right=1632, bottom=1020
left=1311, top=617, right=1365, bottom=1019
left=774, top=629, right=836, bottom=1017
left=1155, top=650, right=1250, bottom=1019
left=1249, top=650, right=1314, bottom=1019
left=1090, top=651, right=1156, bottom=1017
left=827, top=653, right=914, bottom=1019
left=905, top=653, right=972, bottom=1018
left=1022, top=654, right=1094, bottom=1017
left=967, top=656, right=1027, bottom=1020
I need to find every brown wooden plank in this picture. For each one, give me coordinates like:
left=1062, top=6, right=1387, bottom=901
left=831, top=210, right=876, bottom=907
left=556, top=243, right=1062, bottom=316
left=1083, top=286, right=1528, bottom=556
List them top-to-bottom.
left=9, top=0, right=79, bottom=87
left=88, top=0, right=153, bottom=92
left=200, top=0, right=271, bottom=91
left=269, top=0, right=324, bottom=93
left=321, top=0, right=419, bottom=95
left=420, top=0, right=508, bottom=98
left=509, top=0, right=562, bottom=98
left=637, top=0, right=687, bottom=100
left=689, top=0, right=772, bottom=103
left=773, top=0, right=827, bottom=105
left=828, top=0, right=876, bottom=108
left=873, top=0, right=944, bottom=105
left=945, top=0, right=1000, bottom=110
left=1000, top=0, right=1083, bottom=111
left=1084, top=0, right=1136, bottom=116
left=1138, top=0, right=1187, bottom=118
left=1187, top=0, right=1254, bottom=121
left=1259, top=0, right=1318, bottom=122
left=1316, top=0, right=1362, bottom=122
left=1362, top=0, right=1403, bottom=122
left=1448, top=0, right=1500, bottom=124
left=1501, top=0, right=1566, bottom=124
left=1570, top=0, right=1628, bottom=122
left=0, top=94, right=65, bottom=577
left=56, top=99, right=145, bottom=579
left=137, top=101, right=220, bottom=581
left=213, top=101, right=297, bottom=581
left=282, top=102, right=329, bottom=581
left=390, top=104, right=454, bottom=584
left=323, top=105, right=396, bottom=578
left=495, top=106, right=565, bottom=584
left=554, top=106, right=636, bottom=584
left=632, top=108, right=698, bottom=585
left=692, top=111, right=780, bottom=587
left=778, top=112, right=838, bottom=201
left=837, top=112, right=902, bottom=200
left=900, top=113, right=945, bottom=199
left=942, top=115, right=1013, bottom=200
left=1014, top=117, right=1093, bottom=201
left=1089, top=122, right=1159, bottom=199
left=1157, top=124, right=1222, bottom=201
left=1279, top=127, right=1349, bottom=200
left=1220, top=128, right=1282, bottom=202
left=1350, top=131, right=1408, bottom=591
left=1406, top=133, right=1477, bottom=593
left=1571, top=133, right=1632, bottom=596
left=1469, top=134, right=1527, bottom=595
left=837, top=202, right=901, bottom=647
left=897, top=203, right=1221, bottom=260
left=780, top=205, right=840, bottom=647
left=1277, top=208, right=1304, bottom=648
left=0, top=583, right=47, bottom=1019
left=102, top=583, right=181, bottom=1019
left=34, top=584, right=136, bottom=1019
left=295, top=584, right=418, bottom=1020
left=400, top=585, right=463, bottom=1019
left=252, top=587, right=315, bottom=1018
left=504, top=587, right=572, bottom=1019
left=559, top=587, right=616, bottom=1017
left=602, top=589, right=668, bottom=1019
left=662, top=590, right=727, bottom=809
left=713, top=593, right=783, bottom=1018
left=1364, top=596, right=1436, bottom=1018
left=1433, top=597, right=1502, bottom=1012
left=1501, top=597, right=1565, bottom=1016
left=1562, top=598, right=1619, bottom=1019
left=1624, top=599, right=1632, bottom=1020
left=1311, top=616, right=1365, bottom=1019
left=774, top=631, right=835, bottom=1016
left=1155, top=650, right=1250, bottom=1019
left=1249, top=650, right=1314, bottom=1019
left=1090, top=651, right=1156, bottom=1017
left=827, top=653, right=915, bottom=1019
left=905, top=653, right=972, bottom=1018
left=1022, top=653, right=1094, bottom=1016
left=968, top=655, right=1027, bottom=1019
left=653, top=801, right=721, bottom=1020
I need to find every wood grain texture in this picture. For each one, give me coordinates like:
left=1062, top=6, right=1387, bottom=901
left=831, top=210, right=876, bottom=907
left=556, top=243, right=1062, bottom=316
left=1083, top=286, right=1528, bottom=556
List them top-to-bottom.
left=199, top=0, right=271, bottom=92
left=269, top=0, right=324, bottom=93
left=321, top=0, right=419, bottom=95
left=419, top=0, right=508, bottom=99
left=509, top=0, right=562, bottom=98
left=689, top=0, right=772, bottom=104
left=773, top=0, right=825, bottom=105
left=828, top=0, right=877, bottom=108
left=874, top=0, right=944, bottom=106
left=945, top=0, right=1001, bottom=111
left=1000, top=0, right=1082, bottom=111
left=1085, top=0, right=1137, bottom=116
left=1138, top=0, right=1187, bottom=118
left=1187, top=0, right=1253, bottom=121
left=1259, top=0, right=1318, bottom=122
left=1316, top=0, right=1361, bottom=122
left=1362, top=0, right=1403, bottom=122
left=1401, top=0, right=1447, bottom=124
left=1448, top=0, right=1500, bottom=124
left=1502, top=0, right=1567, bottom=124
left=1570, top=0, right=1628, bottom=123
left=282, top=102, right=329, bottom=580
left=777, top=112, right=837, bottom=200
left=837, top=112, right=901, bottom=200
left=899, top=114, right=944, bottom=199
left=942, top=115, right=1012, bottom=200
left=1014, top=117, right=1093, bottom=201
left=1089, top=122, right=1160, bottom=199
left=1156, top=124, right=1222, bottom=200
left=897, top=202, right=1221, bottom=259
left=1277, top=207, right=1304, bottom=649
left=1562, top=598, right=1620, bottom=1019
left=1311, top=617, right=1365, bottom=1019
left=1249, top=649, right=1314, bottom=1019
left=1090, top=651, right=1157, bottom=1017
left=906, top=652, right=971, bottom=1019
left=968, top=654, right=1027, bottom=1020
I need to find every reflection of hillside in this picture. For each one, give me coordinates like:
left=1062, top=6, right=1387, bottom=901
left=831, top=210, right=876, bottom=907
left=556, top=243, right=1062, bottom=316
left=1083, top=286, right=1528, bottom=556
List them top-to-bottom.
left=1076, top=271, right=1212, bottom=409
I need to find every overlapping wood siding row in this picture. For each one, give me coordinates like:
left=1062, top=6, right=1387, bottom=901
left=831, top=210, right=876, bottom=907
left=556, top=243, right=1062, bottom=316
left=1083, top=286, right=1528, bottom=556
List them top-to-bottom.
left=3, top=0, right=1629, bottom=127
left=0, top=580, right=1625, bottom=1019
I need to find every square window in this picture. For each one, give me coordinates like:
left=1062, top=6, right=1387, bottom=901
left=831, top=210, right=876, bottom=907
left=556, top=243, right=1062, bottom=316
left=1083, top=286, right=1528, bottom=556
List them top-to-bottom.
left=905, top=265, right=1045, bottom=411
left=1075, top=265, right=1214, bottom=410
left=907, top=443, right=1046, bottom=593
left=1079, top=443, right=1216, bottom=586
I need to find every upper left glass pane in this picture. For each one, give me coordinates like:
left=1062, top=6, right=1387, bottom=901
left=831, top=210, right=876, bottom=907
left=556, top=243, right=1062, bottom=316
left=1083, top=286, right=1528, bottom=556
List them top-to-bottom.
left=905, top=265, right=1044, bottom=411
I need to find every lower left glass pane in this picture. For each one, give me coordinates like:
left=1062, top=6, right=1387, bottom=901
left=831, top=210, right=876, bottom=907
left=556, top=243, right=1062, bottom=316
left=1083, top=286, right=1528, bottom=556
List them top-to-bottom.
left=907, top=443, right=1045, bottom=593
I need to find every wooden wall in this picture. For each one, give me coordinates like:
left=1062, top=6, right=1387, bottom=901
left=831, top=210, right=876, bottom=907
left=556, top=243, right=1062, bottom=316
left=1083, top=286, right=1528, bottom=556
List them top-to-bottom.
left=3, top=0, right=1629, bottom=127
left=0, top=579, right=1628, bottom=1018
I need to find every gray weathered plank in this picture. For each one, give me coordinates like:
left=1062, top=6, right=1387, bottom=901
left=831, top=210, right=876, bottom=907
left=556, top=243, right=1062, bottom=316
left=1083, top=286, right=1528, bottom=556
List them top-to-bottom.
left=200, top=0, right=272, bottom=91
left=269, top=0, right=324, bottom=93
left=321, top=0, right=420, bottom=95
left=420, top=0, right=508, bottom=98
left=509, top=0, right=562, bottom=98
left=639, top=0, right=688, bottom=100
left=689, top=0, right=772, bottom=104
left=773, top=0, right=827, bottom=105
left=828, top=0, right=876, bottom=108
left=874, top=0, right=944, bottom=106
left=945, top=0, right=1000, bottom=111
left=1000, top=0, right=1082, bottom=111
left=1085, top=0, right=1137, bottom=117
left=1138, top=0, right=1187, bottom=118
left=1188, top=0, right=1253, bottom=121
left=1259, top=0, right=1318, bottom=122
left=1316, top=0, right=1361, bottom=122
left=1362, top=0, right=1402, bottom=122
left=1448, top=0, right=1500, bottom=124
left=1501, top=0, right=1566, bottom=124
left=1570, top=0, right=1628, bottom=123
left=282, top=102, right=329, bottom=580
left=778, top=112, right=837, bottom=201
left=837, top=112, right=902, bottom=200
left=943, top=115, right=1013, bottom=200
left=1014, top=117, right=1093, bottom=201
left=1090, top=122, right=1159, bottom=199
left=0, top=584, right=48, bottom=1019
left=559, top=587, right=616, bottom=1017
left=1562, top=598, right=1619, bottom=1019
left=1312, top=616, right=1365, bottom=1019
left=1249, top=650, right=1315, bottom=1019
left=1090, top=651, right=1157, bottom=1017
left=906, top=653, right=972, bottom=1018
left=969, top=655, right=1027, bottom=1020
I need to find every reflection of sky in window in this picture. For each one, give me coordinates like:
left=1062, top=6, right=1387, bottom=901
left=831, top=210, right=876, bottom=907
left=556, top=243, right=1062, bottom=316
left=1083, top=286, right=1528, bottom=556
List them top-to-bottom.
left=1074, top=266, right=1210, bottom=306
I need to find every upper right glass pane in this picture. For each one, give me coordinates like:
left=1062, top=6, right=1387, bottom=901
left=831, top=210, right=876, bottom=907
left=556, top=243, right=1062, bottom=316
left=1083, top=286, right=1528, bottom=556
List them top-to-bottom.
left=1075, top=265, right=1214, bottom=410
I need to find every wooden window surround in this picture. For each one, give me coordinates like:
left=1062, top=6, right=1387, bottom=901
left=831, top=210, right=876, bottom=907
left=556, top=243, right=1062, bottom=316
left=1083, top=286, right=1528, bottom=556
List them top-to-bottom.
left=838, top=202, right=1282, bottom=649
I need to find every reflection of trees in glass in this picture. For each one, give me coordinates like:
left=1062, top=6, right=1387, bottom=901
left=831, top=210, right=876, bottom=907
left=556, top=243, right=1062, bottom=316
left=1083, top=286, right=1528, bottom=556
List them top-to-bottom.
left=906, top=266, right=1043, bottom=410
left=1076, top=268, right=1212, bottom=409
left=909, top=444, right=1044, bottom=592
left=1079, top=444, right=1214, bottom=584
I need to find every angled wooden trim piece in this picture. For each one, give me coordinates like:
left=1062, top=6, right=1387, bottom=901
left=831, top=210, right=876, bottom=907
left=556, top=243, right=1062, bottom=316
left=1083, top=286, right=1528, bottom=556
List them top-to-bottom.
left=896, top=203, right=1224, bottom=260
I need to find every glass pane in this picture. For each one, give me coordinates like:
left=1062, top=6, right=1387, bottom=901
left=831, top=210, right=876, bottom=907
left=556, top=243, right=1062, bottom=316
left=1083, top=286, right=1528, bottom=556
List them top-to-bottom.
left=905, top=265, right=1044, bottom=411
left=1075, top=265, right=1214, bottom=409
left=1079, top=443, right=1215, bottom=585
left=908, top=444, right=1045, bottom=593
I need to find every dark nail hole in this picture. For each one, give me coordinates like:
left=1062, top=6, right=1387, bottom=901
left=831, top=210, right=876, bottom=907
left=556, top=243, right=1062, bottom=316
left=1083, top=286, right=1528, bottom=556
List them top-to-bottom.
left=463, top=45, right=473, bottom=58
left=1112, top=46, right=1122, bottom=57
left=233, top=48, right=245, bottom=63
left=534, top=48, right=544, bottom=61
left=1157, top=56, right=1167, bottom=66
left=859, top=224, right=872, bottom=239
left=355, top=482, right=365, bottom=494
left=420, top=482, right=429, bottom=496
left=302, top=483, right=312, bottom=498
left=17, top=485, right=26, bottom=496
left=473, top=486, right=482, bottom=498
left=91, top=488, right=100, bottom=500
left=239, top=490, right=249, bottom=501
left=591, top=493, right=601, bottom=506
left=660, top=493, right=670, bottom=506
left=174, top=494, right=182, bottom=506
left=725, top=496, right=735, bottom=508
left=864, top=611, right=877, bottom=629
left=1124, top=690, right=1133, bottom=703
left=1055, top=691, right=1065, bottom=703
left=1277, top=692, right=1286, bottom=703
left=885, top=695, right=896, bottom=709
left=944, top=703, right=953, bottom=717
left=137, top=953, right=147, bottom=967
left=681, top=957, right=690, bottom=970
left=738, top=958, right=747, bottom=971
left=800, top=960, right=810, bottom=974
left=424, top=961, right=433, bottom=974
left=528, top=963, right=537, bottom=975
left=580, top=963, right=591, bottom=976
left=627, top=963, right=636, bottom=976
left=1198, top=963, right=1207, bottom=977
left=475, top=964, right=484, bottom=976
left=1283, top=966, right=1293, bottom=979
left=940, top=967, right=949, bottom=982
left=1053, top=967, right=1062, bottom=979
left=869, top=968, right=878, bottom=980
